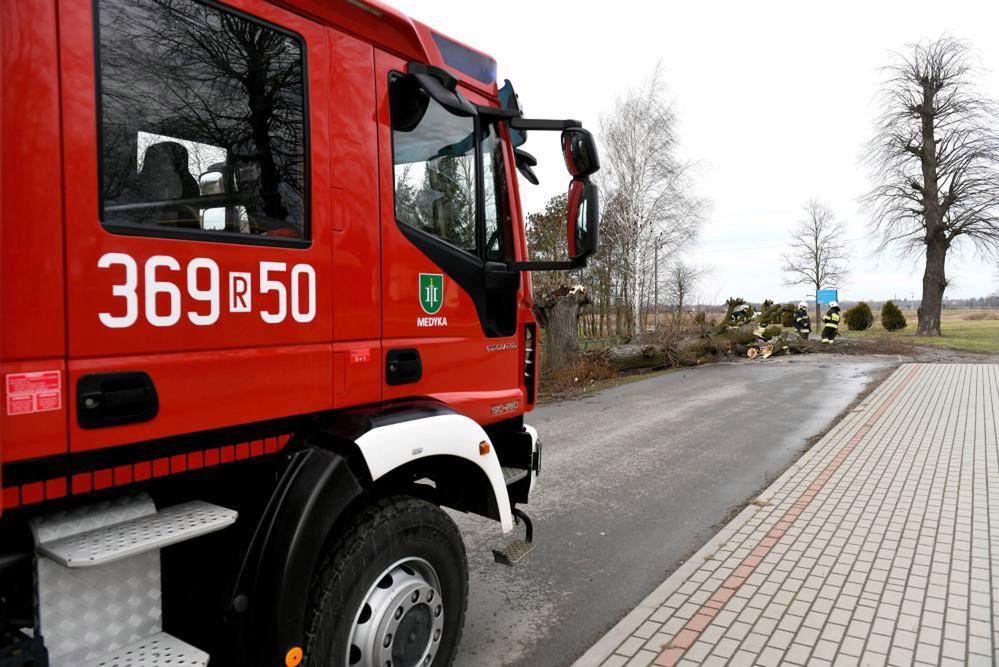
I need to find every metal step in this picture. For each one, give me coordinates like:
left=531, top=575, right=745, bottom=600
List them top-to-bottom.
left=501, top=466, right=529, bottom=486
left=39, top=500, right=237, bottom=568
left=492, top=507, right=535, bottom=566
left=492, top=539, right=535, bottom=565
left=80, top=632, right=208, bottom=667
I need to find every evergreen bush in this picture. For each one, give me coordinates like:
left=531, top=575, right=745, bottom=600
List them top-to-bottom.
left=881, top=301, right=908, bottom=331
left=844, top=302, right=874, bottom=330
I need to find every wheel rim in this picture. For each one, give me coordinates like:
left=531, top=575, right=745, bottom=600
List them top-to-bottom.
left=345, top=557, right=445, bottom=667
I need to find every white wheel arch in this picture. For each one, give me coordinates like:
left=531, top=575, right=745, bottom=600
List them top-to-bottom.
left=354, top=413, right=516, bottom=533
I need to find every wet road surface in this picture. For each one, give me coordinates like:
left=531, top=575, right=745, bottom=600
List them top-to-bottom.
left=450, top=355, right=898, bottom=666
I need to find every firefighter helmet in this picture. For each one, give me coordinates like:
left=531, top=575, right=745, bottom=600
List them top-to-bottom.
left=798, top=301, right=807, bottom=309
left=829, top=301, right=839, bottom=309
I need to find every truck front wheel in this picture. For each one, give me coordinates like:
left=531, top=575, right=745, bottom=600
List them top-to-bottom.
left=303, top=496, right=469, bottom=667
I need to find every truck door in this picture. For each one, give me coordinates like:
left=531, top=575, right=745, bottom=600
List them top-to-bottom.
left=60, top=0, right=334, bottom=456
left=375, top=53, right=524, bottom=423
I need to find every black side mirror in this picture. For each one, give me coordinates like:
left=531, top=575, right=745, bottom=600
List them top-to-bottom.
left=406, top=62, right=476, bottom=117
left=561, top=128, right=600, bottom=178
left=514, top=148, right=539, bottom=185
left=567, top=178, right=599, bottom=262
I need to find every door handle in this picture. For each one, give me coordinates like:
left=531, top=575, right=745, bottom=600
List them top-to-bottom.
left=386, top=349, right=422, bottom=386
left=77, top=372, right=159, bottom=429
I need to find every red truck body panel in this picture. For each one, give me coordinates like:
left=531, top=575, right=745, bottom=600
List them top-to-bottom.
left=0, top=0, right=537, bottom=513
left=0, top=0, right=70, bottom=494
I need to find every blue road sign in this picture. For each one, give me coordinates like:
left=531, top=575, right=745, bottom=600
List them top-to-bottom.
left=816, top=289, right=839, bottom=304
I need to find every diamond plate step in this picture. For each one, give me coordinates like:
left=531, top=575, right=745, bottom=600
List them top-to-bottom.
left=501, top=466, right=529, bottom=486
left=39, top=500, right=237, bottom=568
left=492, top=539, right=535, bottom=565
left=80, top=632, right=208, bottom=667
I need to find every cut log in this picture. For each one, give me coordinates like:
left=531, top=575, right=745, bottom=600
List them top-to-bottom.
left=605, top=344, right=669, bottom=371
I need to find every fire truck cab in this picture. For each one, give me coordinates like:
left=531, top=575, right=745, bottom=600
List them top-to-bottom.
left=0, top=0, right=599, bottom=665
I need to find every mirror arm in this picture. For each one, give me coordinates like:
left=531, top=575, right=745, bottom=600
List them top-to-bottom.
left=476, top=104, right=521, bottom=119
left=509, top=118, right=582, bottom=131
left=508, top=258, right=588, bottom=272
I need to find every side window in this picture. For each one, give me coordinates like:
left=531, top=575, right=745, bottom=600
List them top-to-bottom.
left=97, top=0, right=308, bottom=242
left=391, top=80, right=477, bottom=255
left=481, top=124, right=511, bottom=261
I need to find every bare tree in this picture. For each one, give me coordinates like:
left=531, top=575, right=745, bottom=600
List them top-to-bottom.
left=865, top=37, right=999, bottom=335
left=601, top=65, right=703, bottom=336
left=525, top=193, right=572, bottom=297
left=782, top=199, right=850, bottom=324
left=664, top=262, right=706, bottom=322
left=533, top=286, right=591, bottom=375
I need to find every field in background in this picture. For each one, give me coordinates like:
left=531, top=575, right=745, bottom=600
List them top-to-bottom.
left=844, top=309, right=999, bottom=354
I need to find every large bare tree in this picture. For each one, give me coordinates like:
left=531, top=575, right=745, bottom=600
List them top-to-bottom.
left=865, top=37, right=999, bottom=335
left=601, top=66, right=703, bottom=336
left=782, top=199, right=849, bottom=325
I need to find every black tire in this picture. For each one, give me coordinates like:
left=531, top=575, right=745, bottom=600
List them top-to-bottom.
left=303, top=496, right=468, bottom=667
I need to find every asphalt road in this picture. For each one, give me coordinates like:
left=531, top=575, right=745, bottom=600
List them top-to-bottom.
left=449, top=355, right=898, bottom=666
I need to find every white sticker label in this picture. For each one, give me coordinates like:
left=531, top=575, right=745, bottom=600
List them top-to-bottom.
left=6, top=371, right=62, bottom=416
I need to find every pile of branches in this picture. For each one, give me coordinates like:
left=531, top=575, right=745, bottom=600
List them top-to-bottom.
left=591, top=298, right=810, bottom=372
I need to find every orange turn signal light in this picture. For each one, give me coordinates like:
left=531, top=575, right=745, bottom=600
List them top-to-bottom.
left=479, top=441, right=490, bottom=455
left=285, top=646, right=303, bottom=667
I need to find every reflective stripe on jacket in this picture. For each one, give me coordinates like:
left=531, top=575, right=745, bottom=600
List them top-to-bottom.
left=823, top=311, right=841, bottom=329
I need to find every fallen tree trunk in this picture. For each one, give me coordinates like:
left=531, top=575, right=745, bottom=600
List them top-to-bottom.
left=600, top=325, right=810, bottom=371
left=605, top=344, right=669, bottom=371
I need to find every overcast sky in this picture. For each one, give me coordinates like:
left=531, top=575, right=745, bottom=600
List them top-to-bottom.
left=390, top=0, right=999, bottom=304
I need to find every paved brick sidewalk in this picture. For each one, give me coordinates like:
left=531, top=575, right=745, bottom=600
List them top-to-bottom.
left=576, top=364, right=999, bottom=667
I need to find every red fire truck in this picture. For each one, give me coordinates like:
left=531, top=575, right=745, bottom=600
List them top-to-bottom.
left=0, top=0, right=599, bottom=665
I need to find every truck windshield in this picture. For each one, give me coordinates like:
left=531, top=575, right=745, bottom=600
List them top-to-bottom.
left=392, top=80, right=510, bottom=261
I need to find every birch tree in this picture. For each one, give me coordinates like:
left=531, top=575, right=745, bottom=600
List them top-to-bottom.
left=601, top=66, right=702, bottom=335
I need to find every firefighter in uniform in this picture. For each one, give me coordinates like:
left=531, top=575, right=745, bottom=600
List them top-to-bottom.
left=793, top=301, right=811, bottom=340
left=821, top=301, right=841, bottom=344
left=731, top=303, right=751, bottom=325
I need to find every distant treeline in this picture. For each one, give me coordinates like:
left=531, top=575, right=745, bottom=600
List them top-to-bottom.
left=679, top=296, right=999, bottom=312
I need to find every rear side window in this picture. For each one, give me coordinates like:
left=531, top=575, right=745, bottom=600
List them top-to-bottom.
left=97, top=0, right=308, bottom=242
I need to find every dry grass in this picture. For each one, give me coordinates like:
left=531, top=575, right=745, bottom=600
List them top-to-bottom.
left=845, top=309, right=999, bottom=355
left=961, top=310, right=999, bottom=321
left=537, top=356, right=679, bottom=403
left=538, top=357, right=618, bottom=402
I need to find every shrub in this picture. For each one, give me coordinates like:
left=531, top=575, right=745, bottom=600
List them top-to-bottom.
left=881, top=301, right=907, bottom=331
left=844, top=302, right=874, bottom=331
left=781, top=310, right=795, bottom=328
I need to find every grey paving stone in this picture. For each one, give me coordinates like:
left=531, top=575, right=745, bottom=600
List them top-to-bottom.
left=580, top=366, right=999, bottom=667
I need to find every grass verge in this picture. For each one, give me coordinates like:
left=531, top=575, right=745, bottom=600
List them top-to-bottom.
left=844, top=309, right=999, bottom=355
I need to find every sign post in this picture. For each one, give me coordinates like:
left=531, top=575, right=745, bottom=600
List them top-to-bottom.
left=816, top=289, right=838, bottom=304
